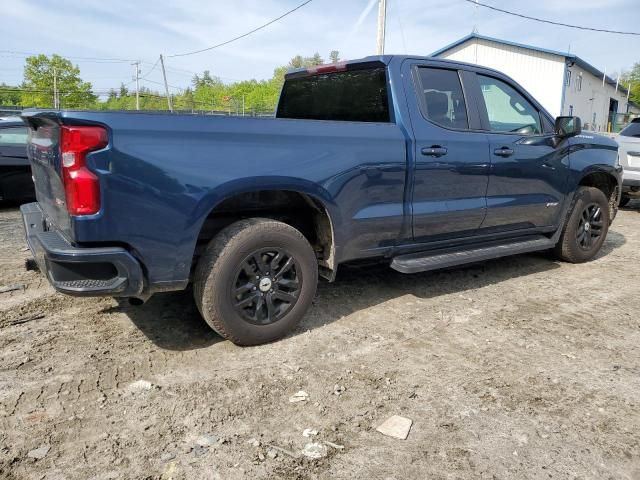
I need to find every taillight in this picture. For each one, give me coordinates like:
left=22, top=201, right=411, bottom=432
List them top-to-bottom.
left=306, top=62, right=347, bottom=76
left=60, top=125, right=108, bottom=215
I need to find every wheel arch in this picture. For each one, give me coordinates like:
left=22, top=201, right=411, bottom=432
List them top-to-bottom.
left=576, top=167, right=621, bottom=220
left=189, top=178, right=340, bottom=281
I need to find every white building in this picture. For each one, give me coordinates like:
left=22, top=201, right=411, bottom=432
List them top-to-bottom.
left=432, top=34, right=638, bottom=132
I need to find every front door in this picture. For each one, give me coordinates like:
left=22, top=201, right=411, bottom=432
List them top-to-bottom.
left=403, top=62, right=491, bottom=242
left=473, top=73, right=569, bottom=232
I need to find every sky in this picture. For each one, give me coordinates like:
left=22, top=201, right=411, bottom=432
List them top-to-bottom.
left=1, top=0, right=639, bottom=96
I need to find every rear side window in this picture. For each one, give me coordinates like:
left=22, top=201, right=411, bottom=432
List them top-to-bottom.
left=277, top=67, right=390, bottom=123
left=416, top=68, right=469, bottom=129
left=478, top=75, right=541, bottom=135
left=620, top=119, right=640, bottom=138
left=0, top=126, right=28, bottom=146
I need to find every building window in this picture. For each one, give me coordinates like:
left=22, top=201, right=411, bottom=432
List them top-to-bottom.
left=566, top=70, right=572, bottom=87
left=576, top=74, right=582, bottom=91
left=569, top=105, right=573, bottom=116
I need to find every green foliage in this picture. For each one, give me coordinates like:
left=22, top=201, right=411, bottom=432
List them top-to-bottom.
left=2, top=51, right=338, bottom=113
left=168, top=52, right=329, bottom=114
left=21, top=54, right=97, bottom=108
left=621, top=62, right=640, bottom=105
left=0, top=83, right=22, bottom=106
left=97, top=85, right=170, bottom=111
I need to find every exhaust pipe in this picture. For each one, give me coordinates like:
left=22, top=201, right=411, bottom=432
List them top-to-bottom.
left=128, top=293, right=152, bottom=306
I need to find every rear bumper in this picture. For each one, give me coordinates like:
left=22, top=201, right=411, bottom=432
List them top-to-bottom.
left=622, top=168, right=640, bottom=192
left=21, top=202, right=144, bottom=297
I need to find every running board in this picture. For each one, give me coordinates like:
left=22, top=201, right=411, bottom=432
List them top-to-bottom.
left=390, top=236, right=555, bottom=274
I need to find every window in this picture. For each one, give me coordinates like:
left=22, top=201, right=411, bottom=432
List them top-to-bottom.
left=277, top=66, right=390, bottom=123
left=415, top=68, right=468, bottom=129
left=566, top=70, right=572, bottom=87
left=576, top=74, right=582, bottom=91
left=477, top=75, right=541, bottom=135
left=620, top=118, right=640, bottom=138
left=0, top=126, right=28, bottom=146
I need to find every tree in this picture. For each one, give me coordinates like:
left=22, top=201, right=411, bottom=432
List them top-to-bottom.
left=101, top=51, right=341, bottom=114
left=287, top=53, right=324, bottom=69
left=21, top=54, right=96, bottom=109
left=621, top=62, right=640, bottom=105
left=0, top=84, right=22, bottom=106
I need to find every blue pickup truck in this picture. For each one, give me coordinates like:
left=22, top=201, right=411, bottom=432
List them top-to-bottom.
left=20, top=56, right=621, bottom=345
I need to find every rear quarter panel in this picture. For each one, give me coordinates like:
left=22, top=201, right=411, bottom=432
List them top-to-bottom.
left=64, top=112, right=407, bottom=287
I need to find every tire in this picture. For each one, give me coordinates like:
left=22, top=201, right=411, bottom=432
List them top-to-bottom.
left=554, top=186, right=610, bottom=263
left=619, top=195, right=631, bottom=208
left=193, top=218, right=318, bottom=346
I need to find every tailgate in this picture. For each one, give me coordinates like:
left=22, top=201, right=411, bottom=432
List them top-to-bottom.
left=21, top=113, right=72, bottom=237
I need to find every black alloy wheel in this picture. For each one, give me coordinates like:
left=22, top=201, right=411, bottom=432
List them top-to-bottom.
left=554, top=186, right=610, bottom=263
left=575, top=203, right=604, bottom=250
left=193, top=218, right=318, bottom=346
left=232, top=248, right=302, bottom=325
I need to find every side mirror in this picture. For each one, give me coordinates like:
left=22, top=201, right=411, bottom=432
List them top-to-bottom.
left=555, top=116, right=582, bottom=138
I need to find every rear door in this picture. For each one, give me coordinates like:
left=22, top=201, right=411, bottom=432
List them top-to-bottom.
left=402, top=61, right=490, bottom=242
left=472, top=73, right=569, bottom=232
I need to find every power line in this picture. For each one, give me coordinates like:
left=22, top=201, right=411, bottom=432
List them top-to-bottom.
left=167, top=0, right=314, bottom=58
left=463, top=0, right=640, bottom=36
left=140, top=57, right=161, bottom=80
left=142, top=78, right=186, bottom=92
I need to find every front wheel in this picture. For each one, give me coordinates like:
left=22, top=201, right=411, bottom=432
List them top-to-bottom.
left=554, top=186, right=610, bottom=263
left=193, top=218, right=318, bottom=346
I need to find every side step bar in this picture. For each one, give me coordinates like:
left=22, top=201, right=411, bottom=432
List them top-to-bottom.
left=390, top=235, right=555, bottom=274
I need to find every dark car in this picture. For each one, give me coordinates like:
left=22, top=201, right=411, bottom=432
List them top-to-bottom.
left=0, top=116, right=35, bottom=202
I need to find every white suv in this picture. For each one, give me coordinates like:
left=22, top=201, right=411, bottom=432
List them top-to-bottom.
left=619, top=118, right=640, bottom=207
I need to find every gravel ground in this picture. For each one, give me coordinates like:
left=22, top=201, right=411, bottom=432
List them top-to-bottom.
left=1, top=202, right=639, bottom=479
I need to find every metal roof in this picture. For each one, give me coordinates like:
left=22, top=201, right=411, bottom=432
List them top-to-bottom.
left=431, top=33, right=629, bottom=96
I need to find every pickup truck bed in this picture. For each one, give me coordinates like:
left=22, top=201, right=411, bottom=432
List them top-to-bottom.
left=21, top=55, right=622, bottom=345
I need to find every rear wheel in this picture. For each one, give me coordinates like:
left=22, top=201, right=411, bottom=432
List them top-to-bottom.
left=554, top=186, right=610, bottom=263
left=193, top=218, right=318, bottom=346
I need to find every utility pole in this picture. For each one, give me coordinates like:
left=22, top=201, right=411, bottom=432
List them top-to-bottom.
left=376, top=0, right=387, bottom=55
left=472, top=0, right=479, bottom=33
left=159, top=54, right=174, bottom=113
left=131, top=60, right=141, bottom=110
left=53, top=67, right=58, bottom=109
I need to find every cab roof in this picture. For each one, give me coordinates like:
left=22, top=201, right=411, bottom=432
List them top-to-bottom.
left=284, top=55, right=512, bottom=80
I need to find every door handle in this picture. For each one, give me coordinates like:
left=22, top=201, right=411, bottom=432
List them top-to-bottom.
left=421, top=146, right=448, bottom=157
left=493, top=147, right=514, bottom=157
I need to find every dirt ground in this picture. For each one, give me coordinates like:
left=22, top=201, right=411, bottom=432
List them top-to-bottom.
left=1, top=202, right=639, bottom=480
